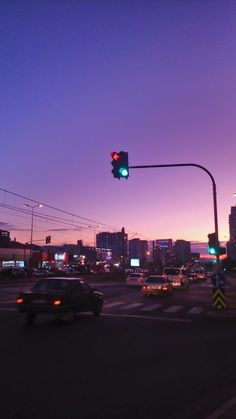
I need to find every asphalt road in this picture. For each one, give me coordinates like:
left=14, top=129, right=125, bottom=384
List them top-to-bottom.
left=0, top=276, right=236, bottom=418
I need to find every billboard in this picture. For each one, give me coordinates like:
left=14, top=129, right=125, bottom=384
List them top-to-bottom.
left=130, top=258, right=140, bottom=267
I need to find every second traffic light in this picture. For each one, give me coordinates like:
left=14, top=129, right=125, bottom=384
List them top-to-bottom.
left=111, top=151, right=129, bottom=179
left=208, top=232, right=220, bottom=255
left=45, top=235, right=51, bottom=244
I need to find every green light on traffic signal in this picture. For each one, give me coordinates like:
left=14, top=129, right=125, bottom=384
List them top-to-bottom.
left=119, top=167, right=129, bottom=177
left=208, top=247, right=217, bottom=255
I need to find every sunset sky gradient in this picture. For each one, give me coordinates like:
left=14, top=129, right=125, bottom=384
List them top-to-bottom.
left=1, top=0, right=236, bottom=255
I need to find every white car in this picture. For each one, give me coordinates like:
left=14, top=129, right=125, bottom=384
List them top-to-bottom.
left=163, top=267, right=189, bottom=290
left=126, top=272, right=146, bottom=287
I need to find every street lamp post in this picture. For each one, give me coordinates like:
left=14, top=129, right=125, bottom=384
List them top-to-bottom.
left=24, top=203, right=43, bottom=268
left=88, top=225, right=101, bottom=247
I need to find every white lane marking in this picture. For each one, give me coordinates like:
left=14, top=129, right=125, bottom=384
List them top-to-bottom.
left=0, top=300, right=16, bottom=304
left=103, top=301, right=124, bottom=308
left=119, top=303, right=143, bottom=310
left=141, top=304, right=163, bottom=311
left=164, top=305, right=182, bottom=313
left=188, top=307, right=204, bottom=315
left=0, top=308, right=16, bottom=311
left=0, top=308, right=191, bottom=323
left=101, top=312, right=191, bottom=323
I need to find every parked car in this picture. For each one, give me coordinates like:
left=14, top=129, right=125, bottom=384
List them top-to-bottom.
left=126, top=272, right=146, bottom=287
left=142, top=275, right=173, bottom=297
left=16, top=277, right=104, bottom=324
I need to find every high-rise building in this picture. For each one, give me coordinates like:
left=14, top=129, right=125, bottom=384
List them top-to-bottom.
left=229, top=206, right=236, bottom=241
left=227, top=207, right=236, bottom=261
left=96, top=227, right=128, bottom=262
left=0, top=230, right=11, bottom=247
left=129, top=239, right=148, bottom=265
left=155, top=239, right=173, bottom=266
left=174, top=240, right=191, bottom=265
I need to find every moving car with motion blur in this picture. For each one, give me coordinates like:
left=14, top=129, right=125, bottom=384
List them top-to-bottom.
left=126, top=272, right=147, bottom=287
left=142, top=275, right=173, bottom=297
left=16, top=277, right=104, bottom=324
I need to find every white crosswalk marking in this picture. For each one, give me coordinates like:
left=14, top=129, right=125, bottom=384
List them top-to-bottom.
left=101, top=300, right=205, bottom=317
left=104, top=301, right=124, bottom=308
left=119, top=303, right=143, bottom=310
left=141, top=304, right=163, bottom=311
left=164, top=305, right=182, bottom=313
left=188, top=307, right=204, bottom=315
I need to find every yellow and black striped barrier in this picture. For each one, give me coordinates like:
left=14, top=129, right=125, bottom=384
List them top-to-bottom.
left=212, top=287, right=226, bottom=309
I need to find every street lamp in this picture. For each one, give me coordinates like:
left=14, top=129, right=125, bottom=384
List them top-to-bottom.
left=24, top=203, right=43, bottom=267
left=88, top=225, right=101, bottom=247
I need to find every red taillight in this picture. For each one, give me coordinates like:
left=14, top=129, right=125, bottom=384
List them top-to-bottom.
left=162, top=286, right=168, bottom=291
left=16, top=298, right=24, bottom=304
left=53, top=299, right=61, bottom=306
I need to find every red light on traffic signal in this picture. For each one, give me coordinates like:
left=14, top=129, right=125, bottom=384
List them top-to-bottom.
left=111, top=152, right=120, bottom=161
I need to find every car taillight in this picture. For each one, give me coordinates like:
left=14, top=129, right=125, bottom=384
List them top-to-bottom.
left=162, top=286, right=168, bottom=291
left=16, top=298, right=24, bottom=304
left=53, top=299, right=62, bottom=306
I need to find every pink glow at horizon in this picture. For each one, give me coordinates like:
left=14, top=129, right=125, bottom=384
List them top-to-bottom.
left=0, top=0, right=236, bottom=256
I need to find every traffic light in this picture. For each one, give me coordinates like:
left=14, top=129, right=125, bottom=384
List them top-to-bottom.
left=111, top=151, right=129, bottom=179
left=208, top=233, right=220, bottom=255
left=46, top=235, right=51, bottom=244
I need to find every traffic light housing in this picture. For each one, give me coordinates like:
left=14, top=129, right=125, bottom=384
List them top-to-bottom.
left=111, top=151, right=129, bottom=179
left=208, top=232, right=220, bottom=255
left=46, top=235, right=51, bottom=244
left=219, top=247, right=226, bottom=256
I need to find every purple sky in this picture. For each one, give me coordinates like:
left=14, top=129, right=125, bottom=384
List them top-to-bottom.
left=1, top=0, right=236, bottom=255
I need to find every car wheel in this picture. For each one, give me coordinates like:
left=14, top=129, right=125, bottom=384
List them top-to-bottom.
left=93, top=303, right=102, bottom=317
left=60, top=309, right=75, bottom=323
left=26, top=313, right=37, bottom=325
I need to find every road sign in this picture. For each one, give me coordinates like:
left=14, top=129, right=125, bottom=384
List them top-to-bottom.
left=212, top=288, right=226, bottom=309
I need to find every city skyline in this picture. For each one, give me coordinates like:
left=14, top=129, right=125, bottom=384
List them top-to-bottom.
left=1, top=1, right=236, bottom=253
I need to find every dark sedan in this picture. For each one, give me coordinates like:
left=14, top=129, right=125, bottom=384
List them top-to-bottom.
left=16, top=277, right=104, bottom=324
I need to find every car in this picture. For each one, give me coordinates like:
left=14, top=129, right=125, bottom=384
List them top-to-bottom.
left=163, top=267, right=189, bottom=290
left=188, top=268, right=206, bottom=282
left=126, top=272, right=146, bottom=287
left=141, top=275, right=173, bottom=297
left=16, top=277, right=104, bottom=324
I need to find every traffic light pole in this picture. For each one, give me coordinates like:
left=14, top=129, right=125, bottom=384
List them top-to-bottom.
left=129, top=162, right=220, bottom=265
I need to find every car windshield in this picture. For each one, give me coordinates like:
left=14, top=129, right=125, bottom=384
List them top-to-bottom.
left=164, top=268, right=180, bottom=275
left=129, top=274, right=142, bottom=278
left=146, top=277, right=167, bottom=283
left=32, top=279, right=69, bottom=292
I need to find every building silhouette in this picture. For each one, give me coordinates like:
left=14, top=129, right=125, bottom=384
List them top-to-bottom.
left=227, top=206, right=236, bottom=261
left=96, top=228, right=127, bottom=262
